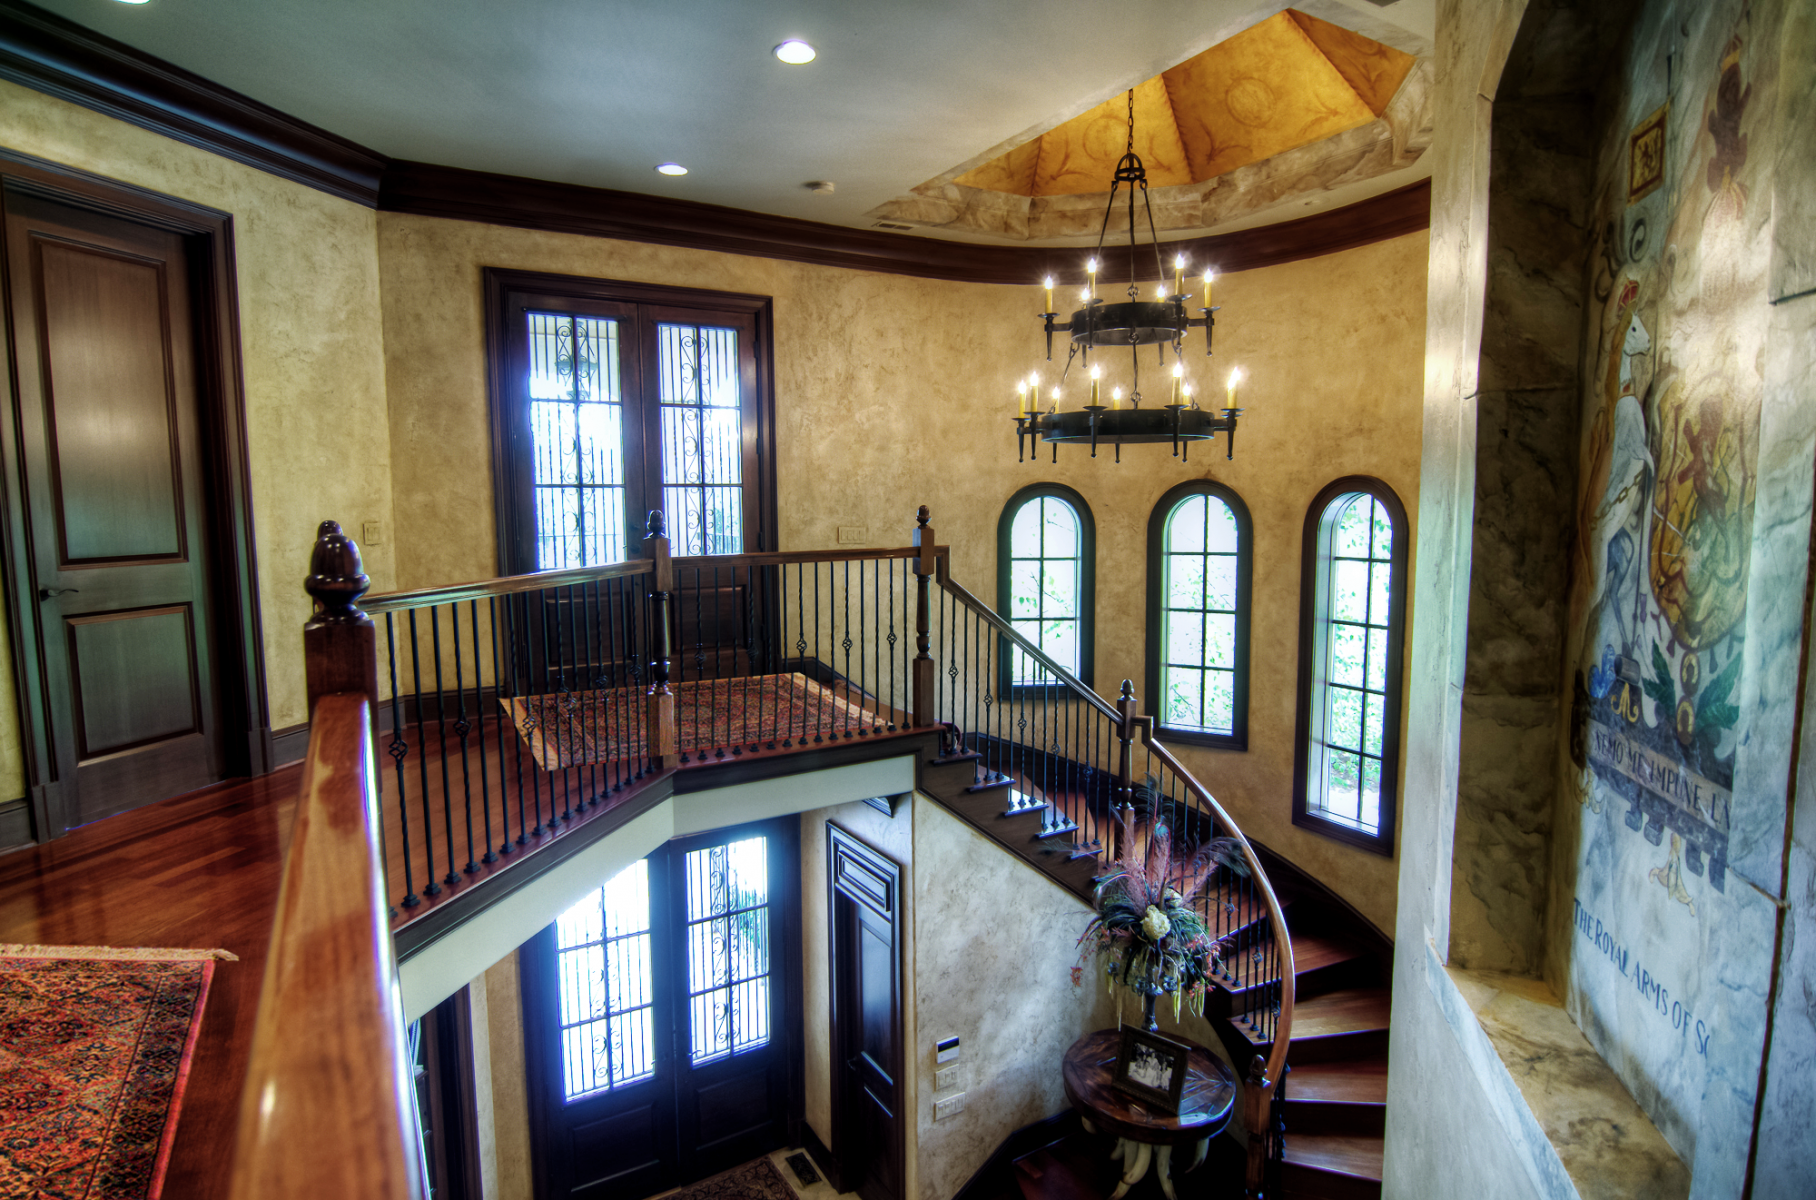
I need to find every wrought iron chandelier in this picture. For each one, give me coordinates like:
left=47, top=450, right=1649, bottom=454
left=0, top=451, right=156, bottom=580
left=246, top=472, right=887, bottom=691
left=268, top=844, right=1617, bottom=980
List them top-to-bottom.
left=1014, top=90, right=1243, bottom=464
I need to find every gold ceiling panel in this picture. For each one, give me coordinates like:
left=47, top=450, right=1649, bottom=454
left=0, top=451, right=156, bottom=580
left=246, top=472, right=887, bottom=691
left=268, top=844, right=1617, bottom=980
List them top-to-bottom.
left=950, top=9, right=1415, bottom=199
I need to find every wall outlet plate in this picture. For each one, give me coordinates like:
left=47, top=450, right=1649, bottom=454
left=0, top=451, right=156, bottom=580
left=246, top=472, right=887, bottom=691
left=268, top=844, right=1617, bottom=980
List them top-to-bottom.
left=361, top=520, right=383, bottom=546
left=837, top=524, right=868, bottom=545
left=935, top=1066, right=959, bottom=1091
left=934, top=1093, right=966, bottom=1121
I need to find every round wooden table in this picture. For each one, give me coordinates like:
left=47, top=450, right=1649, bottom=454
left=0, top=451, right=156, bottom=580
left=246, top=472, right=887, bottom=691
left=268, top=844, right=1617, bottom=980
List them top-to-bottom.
left=1061, top=1029, right=1237, bottom=1200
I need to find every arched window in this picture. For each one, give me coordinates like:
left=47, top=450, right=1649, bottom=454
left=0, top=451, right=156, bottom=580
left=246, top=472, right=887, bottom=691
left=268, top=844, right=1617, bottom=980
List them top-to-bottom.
left=1294, top=478, right=1408, bottom=854
left=1145, top=482, right=1252, bottom=749
left=997, top=485, right=1094, bottom=690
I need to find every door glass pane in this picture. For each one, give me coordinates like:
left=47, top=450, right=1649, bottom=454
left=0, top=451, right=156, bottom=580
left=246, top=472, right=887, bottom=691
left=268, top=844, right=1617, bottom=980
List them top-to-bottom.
left=527, top=312, right=626, bottom=568
left=659, top=323, right=743, bottom=555
left=683, top=836, right=771, bottom=1064
left=554, top=859, right=654, bottom=1099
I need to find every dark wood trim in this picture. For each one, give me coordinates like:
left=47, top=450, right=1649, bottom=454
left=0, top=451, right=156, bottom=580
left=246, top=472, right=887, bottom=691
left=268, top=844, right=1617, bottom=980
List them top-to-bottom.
left=0, top=0, right=385, bottom=206
left=0, top=0, right=1428, bottom=282
left=0, top=149, right=270, bottom=841
left=390, top=161, right=1430, bottom=285
left=482, top=268, right=779, bottom=575
left=1290, top=476, right=1408, bottom=857
left=1143, top=479, right=1253, bottom=752
left=996, top=482, right=1096, bottom=695
left=269, top=722, right=310, bottom=768
left=0, top=796, right=29, bottom=851
left=826, top=824, right=904, bottom=1200
left=421, top=988, right=485, bottom=1200
left=950, top=1109, right=1082, bottom=1200
left=796, top=1123, right=843, bottom=1196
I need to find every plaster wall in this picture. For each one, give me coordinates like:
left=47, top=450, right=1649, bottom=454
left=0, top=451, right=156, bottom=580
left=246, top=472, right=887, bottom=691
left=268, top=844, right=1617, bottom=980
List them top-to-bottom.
left=0, top=80, right=398, bottom=752
left=376, top=212, right=1428, bottom=935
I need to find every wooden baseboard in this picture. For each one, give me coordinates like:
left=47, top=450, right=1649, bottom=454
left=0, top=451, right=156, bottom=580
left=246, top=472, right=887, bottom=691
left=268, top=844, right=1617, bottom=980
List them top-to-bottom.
left=270, top=722, right=311, bottom=768
left=0, top=797, right=32, bottom=853
left=951, top=1109, right=1081, bottom=1200
left=796, top=1122, right=843, bottom=1196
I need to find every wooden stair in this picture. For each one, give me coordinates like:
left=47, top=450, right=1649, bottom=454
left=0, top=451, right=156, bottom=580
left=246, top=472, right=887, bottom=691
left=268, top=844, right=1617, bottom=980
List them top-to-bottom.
left=917, top=740, right=1393, bottom=1200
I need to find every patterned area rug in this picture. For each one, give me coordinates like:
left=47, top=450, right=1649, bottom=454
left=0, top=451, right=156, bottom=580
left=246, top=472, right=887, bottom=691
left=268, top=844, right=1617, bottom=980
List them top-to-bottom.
left=500, top=672, right=889, bottom=771
left=0, top=945, right=234, bottom=1200
left=662, top=1157, right=798, bottom=1200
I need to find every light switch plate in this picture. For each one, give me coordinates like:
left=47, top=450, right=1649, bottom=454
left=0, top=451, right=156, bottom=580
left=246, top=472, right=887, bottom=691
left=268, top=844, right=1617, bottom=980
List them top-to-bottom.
left=361, top=520, right=383, bottom=546
left=837, top=525, right=868, bottom=545
left=936, top=1036, right=960, bottom=1064
left=935, top=1066, right=959, bottom=1091
left=934, top=1093, right=966, bottom=1121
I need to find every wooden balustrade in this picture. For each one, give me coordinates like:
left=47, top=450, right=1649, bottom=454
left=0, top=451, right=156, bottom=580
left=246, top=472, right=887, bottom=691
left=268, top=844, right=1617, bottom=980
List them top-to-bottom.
left=242, top=507, right=1293, bottom=1199
left=229, top=524, right=422, bottom=1199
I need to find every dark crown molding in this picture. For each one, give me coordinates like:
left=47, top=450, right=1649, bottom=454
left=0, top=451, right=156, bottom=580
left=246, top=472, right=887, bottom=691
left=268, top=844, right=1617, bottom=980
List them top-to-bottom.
left=0, top=0, right=1430, bottom=283
left=0, top=0, right=385, bottom=204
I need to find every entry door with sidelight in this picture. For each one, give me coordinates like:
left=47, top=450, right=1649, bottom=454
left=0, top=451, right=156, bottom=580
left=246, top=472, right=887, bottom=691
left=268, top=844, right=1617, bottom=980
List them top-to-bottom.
left=1, top=190, right=225, bottom=830
left=524, top=818, right=800, bottom=1200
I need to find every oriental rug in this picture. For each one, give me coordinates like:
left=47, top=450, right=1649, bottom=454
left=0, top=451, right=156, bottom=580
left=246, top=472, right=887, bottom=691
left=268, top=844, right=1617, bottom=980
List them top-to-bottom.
left=500, top=672, right=890, bottom=771
left=0, top=945, right=235, bottom=1200
left=657, top=1156, right=797, bottom=1200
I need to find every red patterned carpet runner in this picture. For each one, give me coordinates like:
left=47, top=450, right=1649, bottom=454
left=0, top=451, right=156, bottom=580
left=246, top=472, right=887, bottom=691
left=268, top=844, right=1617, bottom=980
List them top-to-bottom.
left=500, top=671, right=890, bottom=771
left=0, top=945, right=234, bottom=1200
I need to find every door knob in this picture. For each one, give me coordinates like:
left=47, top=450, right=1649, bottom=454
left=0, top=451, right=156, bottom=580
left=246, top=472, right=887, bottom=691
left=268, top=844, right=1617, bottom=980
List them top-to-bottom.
left=38, top=587, right=78, bottom=600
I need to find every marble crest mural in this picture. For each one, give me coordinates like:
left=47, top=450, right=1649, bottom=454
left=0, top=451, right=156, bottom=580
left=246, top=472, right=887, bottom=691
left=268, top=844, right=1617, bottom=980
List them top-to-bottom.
left=1568, top=33, right=1765, bottom=921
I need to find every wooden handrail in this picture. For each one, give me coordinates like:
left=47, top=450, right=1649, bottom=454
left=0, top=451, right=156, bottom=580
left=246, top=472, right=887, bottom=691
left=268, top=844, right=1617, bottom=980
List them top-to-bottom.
left=363, top=557, right=655, bottom=614
left=931, top=558, right=1122, bottom=723
left=227, top=693, right=423, bottom=1200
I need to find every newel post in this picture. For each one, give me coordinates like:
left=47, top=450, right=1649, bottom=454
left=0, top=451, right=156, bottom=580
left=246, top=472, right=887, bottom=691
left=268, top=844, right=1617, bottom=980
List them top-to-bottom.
left=911, top=505, right=936, bottom=728
left=645, top=511, right=678, bottom=767
left=302, top=521, right=377, bottom=717
left=1113, top=680, right=1138, bottom=861
left=1244, top=1054, right=1274, bottom=1197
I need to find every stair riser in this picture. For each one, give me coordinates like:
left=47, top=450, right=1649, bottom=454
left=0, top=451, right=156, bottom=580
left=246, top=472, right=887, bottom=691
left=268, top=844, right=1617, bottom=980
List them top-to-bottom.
left=1219, top=955, right=1373, bottom=1007
left=1283, top=1029, right=1390, bottom=1064
left=1279, top=1100, right=1386, bottom=1137
left=1281, top=1163, right=1382, bottom=1200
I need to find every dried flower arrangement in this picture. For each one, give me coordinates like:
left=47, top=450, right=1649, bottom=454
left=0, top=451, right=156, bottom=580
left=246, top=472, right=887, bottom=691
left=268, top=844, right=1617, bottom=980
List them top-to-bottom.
left=1073, top=779, right=1247, bottom=1028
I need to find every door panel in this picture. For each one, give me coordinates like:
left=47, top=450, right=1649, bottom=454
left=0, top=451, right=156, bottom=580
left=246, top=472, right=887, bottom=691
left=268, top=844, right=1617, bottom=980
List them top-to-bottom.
left=3, top=191, right=224, bottom=830
left=38, top=240, right=185, bottom=563
left=68, top=605, right=200, bottom=755
left=829, top=827, right=903, bottom=1200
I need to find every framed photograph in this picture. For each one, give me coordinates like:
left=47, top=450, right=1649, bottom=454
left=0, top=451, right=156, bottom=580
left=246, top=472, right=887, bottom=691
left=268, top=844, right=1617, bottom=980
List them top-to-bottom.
left=1111, top=1027, right=1190, bottom=1113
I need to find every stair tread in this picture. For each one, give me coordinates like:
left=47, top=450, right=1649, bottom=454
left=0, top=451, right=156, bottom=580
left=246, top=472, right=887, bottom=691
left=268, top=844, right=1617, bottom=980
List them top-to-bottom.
left=1217, top=932, right=1365, bottom=994
left=1287, top=989, right=1392, bottom=1039
left=1285, top=1058, right=1388, bottom=1104
left=1282, top=1133, right=1384, bottom=1180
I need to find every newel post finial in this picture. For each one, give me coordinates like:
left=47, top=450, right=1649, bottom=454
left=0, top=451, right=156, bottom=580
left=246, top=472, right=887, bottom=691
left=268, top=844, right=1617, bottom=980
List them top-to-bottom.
left=916, top=505, right=929, bottom=527
left=646, top=509, right=666, bottom=539
left=302, top=519, right=377, bottom=719
left=304, top=520, right=370, bottom=627
left=1119, top=679, right=1135, bottom=702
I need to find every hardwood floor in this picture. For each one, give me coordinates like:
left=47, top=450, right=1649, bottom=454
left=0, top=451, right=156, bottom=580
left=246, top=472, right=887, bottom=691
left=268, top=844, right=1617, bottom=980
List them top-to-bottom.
left=0, top=767, right=300, bottom=1200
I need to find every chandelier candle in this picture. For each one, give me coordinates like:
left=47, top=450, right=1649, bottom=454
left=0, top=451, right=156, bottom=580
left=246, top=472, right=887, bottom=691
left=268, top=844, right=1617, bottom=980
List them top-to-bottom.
left=1174, top=255, right=1186, bottom=296
left=1044, top=277, right=1054, bottom=314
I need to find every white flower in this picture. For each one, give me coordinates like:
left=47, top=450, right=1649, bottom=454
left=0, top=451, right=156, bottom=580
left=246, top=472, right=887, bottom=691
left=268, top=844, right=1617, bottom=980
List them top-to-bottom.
left=1141, top=905, right=1171, bottom=942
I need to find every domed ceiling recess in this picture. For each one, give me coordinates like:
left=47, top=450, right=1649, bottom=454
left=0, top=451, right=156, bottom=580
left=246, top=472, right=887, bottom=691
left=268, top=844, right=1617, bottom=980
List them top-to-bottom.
left=866, top=9, right=1432, bottom=242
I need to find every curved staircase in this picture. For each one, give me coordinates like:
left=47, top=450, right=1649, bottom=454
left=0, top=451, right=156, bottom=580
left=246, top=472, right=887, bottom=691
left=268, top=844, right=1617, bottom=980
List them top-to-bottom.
left=915, top=732, right=1392, bottom=1200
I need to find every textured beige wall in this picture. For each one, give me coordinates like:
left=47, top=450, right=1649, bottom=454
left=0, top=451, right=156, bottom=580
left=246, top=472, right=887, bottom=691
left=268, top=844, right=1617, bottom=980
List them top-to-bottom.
left=0, top=79, right=397, bottom=742
left=378, top=214, right=1426, bottom=930
left=484, top=950, right=535, bottom=1200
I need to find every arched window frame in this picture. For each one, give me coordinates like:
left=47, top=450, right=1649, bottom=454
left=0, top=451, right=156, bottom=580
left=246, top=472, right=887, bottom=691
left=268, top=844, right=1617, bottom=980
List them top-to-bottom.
left=1293, top=477, right=1408, bottom=855
left=1144, top=480, right=1253, bottom=750
left=996, top=484, right=1095, bottom=695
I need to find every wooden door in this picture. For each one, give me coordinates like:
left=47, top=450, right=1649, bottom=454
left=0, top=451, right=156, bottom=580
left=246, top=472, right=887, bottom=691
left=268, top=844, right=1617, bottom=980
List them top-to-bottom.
left=2, top=193, right=224, bottom=829
left=524, top=819, right=800, bottom=1200
left=828, top=827, right=903, bottom=1200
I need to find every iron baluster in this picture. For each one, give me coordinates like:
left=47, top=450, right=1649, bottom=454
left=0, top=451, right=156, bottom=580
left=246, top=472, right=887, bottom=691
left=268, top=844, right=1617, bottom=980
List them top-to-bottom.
left=385, top=614, right=418, bottom=908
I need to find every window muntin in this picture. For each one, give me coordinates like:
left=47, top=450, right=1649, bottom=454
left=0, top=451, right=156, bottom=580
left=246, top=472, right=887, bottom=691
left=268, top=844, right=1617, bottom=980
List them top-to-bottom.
left=527, top=312, right=628, bottom=570
left=658, top=323, right=744, bottom=556
left=1296, top=479, right=1405, bottom=853
left=1160, top=493, right=1240, bottom=736
left=1005, top=494, right=1084, bottom=685
left=682, top=835, right=772, bottom=1064
left=554, top=858, right=655, bottom=1099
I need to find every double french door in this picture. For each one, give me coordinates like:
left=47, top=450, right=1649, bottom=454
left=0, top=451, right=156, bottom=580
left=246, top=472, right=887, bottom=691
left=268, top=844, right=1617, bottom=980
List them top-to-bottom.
left=523, top=819, right=800, bottom=1200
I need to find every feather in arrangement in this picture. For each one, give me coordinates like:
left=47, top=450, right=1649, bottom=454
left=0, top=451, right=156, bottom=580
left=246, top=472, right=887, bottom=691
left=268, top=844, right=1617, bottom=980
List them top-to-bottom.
left=1073, top=776, right=1248, bottom=1024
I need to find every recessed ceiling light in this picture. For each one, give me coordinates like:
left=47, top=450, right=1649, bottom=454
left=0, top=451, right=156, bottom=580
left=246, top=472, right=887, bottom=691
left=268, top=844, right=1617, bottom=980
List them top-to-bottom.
left=113, top=0, right=152, bottom=5
left=773, top=40, right=816, bottom=64
left=656, top=163, right=688, bottom=176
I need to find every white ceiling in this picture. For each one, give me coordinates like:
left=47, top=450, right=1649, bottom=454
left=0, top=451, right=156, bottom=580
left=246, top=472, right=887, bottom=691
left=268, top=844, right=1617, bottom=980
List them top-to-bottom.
left=33, top=0, right=1435, bottom=240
